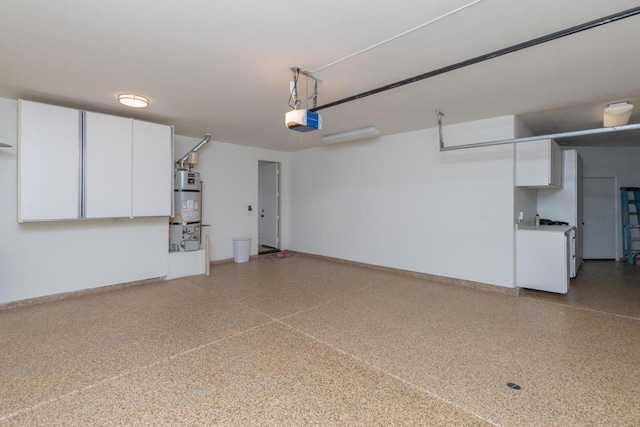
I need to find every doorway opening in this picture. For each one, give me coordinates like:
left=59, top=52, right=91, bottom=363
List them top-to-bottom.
left=258, top=161, right=281, bottom=255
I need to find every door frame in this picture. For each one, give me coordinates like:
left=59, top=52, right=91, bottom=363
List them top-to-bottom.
left=258, top=160, right=280, bottom=251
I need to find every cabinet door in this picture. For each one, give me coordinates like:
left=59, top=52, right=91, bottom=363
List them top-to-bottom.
left=18, top=100, right=81, bottom=221
left=84, top=112, right=132, bottom=218
left=132, top=120, right=173, bottom=217
left=516, top=139, right=563, bottom=188
left=516, top=140, right=551, bottom=187
left=550, top=141, right=563, bottom=188
left=516, top=230, right=569, bottom=293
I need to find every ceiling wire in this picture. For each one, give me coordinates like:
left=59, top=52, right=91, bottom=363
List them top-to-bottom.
left=309, top=0, right=485, bottom=74
left=311, top=6, right=640, bottom=113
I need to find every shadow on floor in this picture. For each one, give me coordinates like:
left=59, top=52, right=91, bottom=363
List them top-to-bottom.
left=258, top=245, right=280, bottom=255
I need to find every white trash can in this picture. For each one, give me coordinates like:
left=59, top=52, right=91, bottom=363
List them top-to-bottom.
left=232, top=237, right=251, bottom=263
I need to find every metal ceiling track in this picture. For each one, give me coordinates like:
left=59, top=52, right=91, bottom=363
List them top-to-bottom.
left=310, top=6, right=640, bottom=113
left=436, top=110, right=640, bottom=151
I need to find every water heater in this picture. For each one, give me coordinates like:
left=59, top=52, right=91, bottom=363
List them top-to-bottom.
left=169, top=170, right=201, bottom=252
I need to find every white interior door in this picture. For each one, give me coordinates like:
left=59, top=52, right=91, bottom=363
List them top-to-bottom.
left=258, top=161, right=279, bottom=248
left=582, top=177, right=616, bottom=259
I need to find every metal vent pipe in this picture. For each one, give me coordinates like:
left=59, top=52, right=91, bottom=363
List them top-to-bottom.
left=177, top=133, right=211, bottom=170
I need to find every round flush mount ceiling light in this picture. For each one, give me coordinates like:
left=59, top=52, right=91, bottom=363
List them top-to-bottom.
left=118, top=93, right=149, bottom=108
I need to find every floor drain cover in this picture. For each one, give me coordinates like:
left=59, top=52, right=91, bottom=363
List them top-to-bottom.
left=507, top=382, right=522, bottom=390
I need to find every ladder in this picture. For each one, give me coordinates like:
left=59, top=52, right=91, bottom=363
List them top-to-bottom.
left=620, top=187, right=640, bottom=264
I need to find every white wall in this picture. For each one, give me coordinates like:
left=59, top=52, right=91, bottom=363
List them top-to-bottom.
left=1, top=93, right=530, bottom=302
left=0, top=97, right=168, bottom=304
left=289, top=116, right=519, bottom=288
left=513, top=117, right=538, bottom=225
left=174, top=136, right=289, bottom=261
left=575, top=145, right=640, bottom=257
left=575, top=146, right=640, bottom=187
left=514, top=187, right=537, bottom=223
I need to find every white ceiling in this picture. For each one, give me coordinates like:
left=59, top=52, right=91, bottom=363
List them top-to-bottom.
left=1, top=0, right=639, bottom=151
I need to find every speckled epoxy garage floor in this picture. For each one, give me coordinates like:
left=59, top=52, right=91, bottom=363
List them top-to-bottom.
left=1, top=256, right=639, bottom=426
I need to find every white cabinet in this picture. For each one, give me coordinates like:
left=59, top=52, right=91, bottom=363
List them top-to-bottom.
left=18, top=100, right=82, bottom=221
left=18, top=100, right=173, bottom=222
left=85, top=112, right=133, bottom=218
left=84, top=115, right=173, bottom=218
left=132, top=120, right=173, bottom=217
left=516, top=139, right=563, bottom=188
left=537, top=150, right=583, bottom=276
left=516, top=225, right=574, bottom=293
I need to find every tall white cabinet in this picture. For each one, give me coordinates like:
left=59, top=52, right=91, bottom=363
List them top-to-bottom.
left=18, top=100, right=173, bottom=222
left=537, top=150, right=583, bottom=276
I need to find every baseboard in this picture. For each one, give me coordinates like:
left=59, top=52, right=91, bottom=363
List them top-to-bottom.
left=296, top=251, right=521, bottom=296
left=2, top=252, right=520, bottom=310
left=210, top=254, right=262, bottom=265
left=0, top=277, right=165, bottom=311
